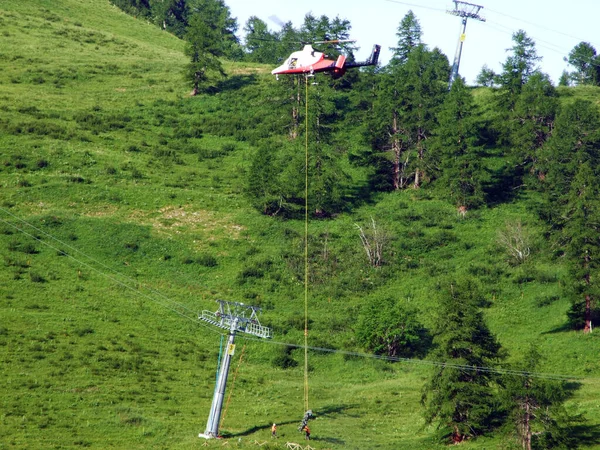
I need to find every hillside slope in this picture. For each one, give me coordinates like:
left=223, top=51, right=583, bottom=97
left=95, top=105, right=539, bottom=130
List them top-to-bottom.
left=1, top=1, right=600, bottom=449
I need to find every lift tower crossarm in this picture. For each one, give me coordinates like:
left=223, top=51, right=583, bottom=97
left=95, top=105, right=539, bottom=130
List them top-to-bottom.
left=447, top=0, right=485, bottom=89
left=447, top=1, right=486, bottom=21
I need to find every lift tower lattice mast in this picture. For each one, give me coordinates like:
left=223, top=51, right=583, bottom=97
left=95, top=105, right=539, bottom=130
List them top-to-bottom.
left=447, top=1, right=485, bottom=89
left=198, top=300, right=271, bottom=439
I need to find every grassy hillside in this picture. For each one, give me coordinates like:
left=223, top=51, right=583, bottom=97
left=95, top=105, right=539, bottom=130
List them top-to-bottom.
left=1, top=1, right=600, bottom=449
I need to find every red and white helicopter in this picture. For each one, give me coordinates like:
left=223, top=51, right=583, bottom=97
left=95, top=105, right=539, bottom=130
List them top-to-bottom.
left=272, top=41, right=381, bottom=79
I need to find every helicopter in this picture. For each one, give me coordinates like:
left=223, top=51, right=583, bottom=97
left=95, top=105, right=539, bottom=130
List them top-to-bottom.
left=272, top=40, right=381, bottom=79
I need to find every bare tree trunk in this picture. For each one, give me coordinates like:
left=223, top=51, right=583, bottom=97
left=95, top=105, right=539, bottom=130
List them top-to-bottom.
left=290, top=76, right=301, bottom=139
left=392, top=111, right=400, bottom=190
left=413, top=126, right=424, bottom=189
left=584, top=258, right=593, bottom=334
left=584, top=294, right=592, bottom=334
left=524, top=398, right=532, bottom=450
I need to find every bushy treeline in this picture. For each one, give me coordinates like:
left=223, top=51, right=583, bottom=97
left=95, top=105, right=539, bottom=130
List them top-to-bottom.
left=110, top=0, right=355, bottom=64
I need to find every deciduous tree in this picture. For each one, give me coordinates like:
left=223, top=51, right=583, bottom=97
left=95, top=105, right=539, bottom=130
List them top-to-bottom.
left=356, top=296, right=428, bottom=357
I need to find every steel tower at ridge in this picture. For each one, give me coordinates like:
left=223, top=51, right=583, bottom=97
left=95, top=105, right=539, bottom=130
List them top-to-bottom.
left=447, top=1, right=485, bottom=89
left=198, top=300, right=271, bottom=439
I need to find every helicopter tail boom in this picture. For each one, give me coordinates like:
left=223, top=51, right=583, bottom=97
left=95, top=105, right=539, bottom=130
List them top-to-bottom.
left=345, top=44, right=381, bottom=69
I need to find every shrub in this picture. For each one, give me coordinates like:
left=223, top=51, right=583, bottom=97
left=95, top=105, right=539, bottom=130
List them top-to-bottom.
left=196, top=254, right=217, bottom=267
left=29, top=272, right=46, bottom=283
left=535, top=294, right=560, bottom=307
left=356, top=296, right=430, bottom=358
left=75, top=327, right=94, bottom=337
left=272, top=345, right=298, bottom=369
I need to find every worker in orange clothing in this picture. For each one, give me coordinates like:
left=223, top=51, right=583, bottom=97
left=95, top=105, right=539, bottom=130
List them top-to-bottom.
left=271, top=423, right=277, bottom=438
left=302, top=425, right=310, bottom=440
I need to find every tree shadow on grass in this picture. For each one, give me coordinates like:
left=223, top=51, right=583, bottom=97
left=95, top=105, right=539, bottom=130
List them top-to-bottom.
left=206, top=74, right=257, bottom=94
left=541, top=322, right=576, bottom=334
left=222, top=403, right=357, bottom=439
left=222, top=420, right=294, bottom=438
left=567, top=423, right=600, bottom=447
left=311, top=436, right=346, bottom=445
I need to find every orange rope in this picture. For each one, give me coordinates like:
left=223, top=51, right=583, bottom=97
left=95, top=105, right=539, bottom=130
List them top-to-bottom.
left=219, top=342, right=247, bottom=431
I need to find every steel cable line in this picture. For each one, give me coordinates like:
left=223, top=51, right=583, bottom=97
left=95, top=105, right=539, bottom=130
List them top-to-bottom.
left=383, top=0, right=446, bottom=13
left=485, top=7, right=600, bottom=48
left=484, top=20, right=600, bottom=72
left=485, top=20, right=571, bottom=56
left=0, top=207, right=220, bottom=335
left=2, top=208, right=598, bottom=385
left=241, top=336, right=598, bottom=383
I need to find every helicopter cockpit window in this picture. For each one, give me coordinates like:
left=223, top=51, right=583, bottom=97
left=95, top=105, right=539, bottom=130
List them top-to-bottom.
left=289, top=58, right=298, bottom=68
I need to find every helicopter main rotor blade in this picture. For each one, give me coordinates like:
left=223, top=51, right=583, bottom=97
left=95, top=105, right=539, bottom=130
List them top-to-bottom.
left=268, top=15, right=286, bottom=28
left=313, top=39, right=356, bottom=44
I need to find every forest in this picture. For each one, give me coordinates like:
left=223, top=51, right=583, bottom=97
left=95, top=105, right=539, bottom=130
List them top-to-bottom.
left=2, top=0, right=600, bottom=448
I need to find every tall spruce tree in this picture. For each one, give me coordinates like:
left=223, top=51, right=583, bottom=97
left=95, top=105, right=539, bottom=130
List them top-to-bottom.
left=184, top=0, right=237, bottom=94
left=184, top=10, right=225, bottom=95
left=389, top=10, right=422, bottom=66
left=243, top=16, right=278, bottom=64
left=496, top=30, right=542, bottom=111
left=567, top=42, right=600, bottom=86
left=360, top=44, right=448, bottom=191
left=401, top=45, right=449, bottom=188
left=363, top=64, right=410, bottom=191
left=510, top=71, right=558, bottom=185
left=430, top=76, right=484, bottom=210
left=303, top=83, right=348, bottom=216
left=539, top=100, right=600, bottom=332
left=246, top=142, right=283, bottom=216
left=563, top=162, right=600, bottom=333
left=422, top=277, right=503, bottom=443
left=502, top=346, right=577, bottom=450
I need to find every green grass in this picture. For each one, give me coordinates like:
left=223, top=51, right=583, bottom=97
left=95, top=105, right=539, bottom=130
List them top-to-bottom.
left=2, top=1, right=600, bottom=449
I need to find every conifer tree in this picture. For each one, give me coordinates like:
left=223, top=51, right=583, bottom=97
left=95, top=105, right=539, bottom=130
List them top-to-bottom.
left=152, top=0, right=190, bottom=37
left=184, top=0, right=237, bottom=94
left=185, top=10, right=225, bottom=95
left=389, top=10, right=422, bottom=66
left=243, top=16, right=278, bottom=64
left=275, top=21, right=301, bottom=62
left=496, top=30, right=542, bottom=111
left=567, top=42, right=599, bottom=85
left=361, top=45, right=448, bottom=191
left=401, top=45, right=449, bottom=188
left=476, top=64, right=496, bottom=87
left=363, top=65, right=410, bottom=191
left=510, top=72, right=558, bottom=184
left=430, top=76, right=484, bottom=210
left=303, top=84, right=348, bottom=216
left=539, top=100, right=600, bottom=332
left=246, top=143, right=283, bottom=215
left=563, top=162, right=600, bottom=333
left=422, top=277, right=503, bottom=443
left=502, top=346, right=578, bottom=450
